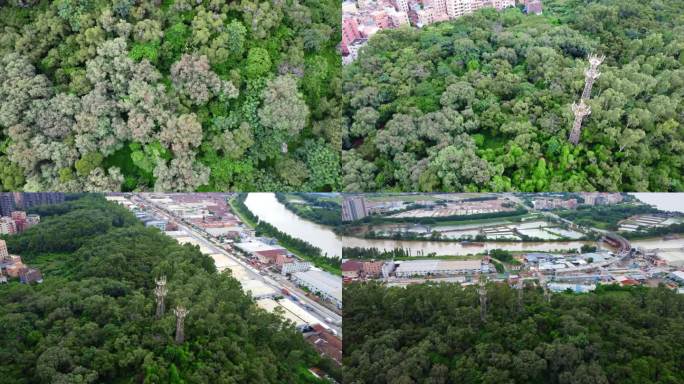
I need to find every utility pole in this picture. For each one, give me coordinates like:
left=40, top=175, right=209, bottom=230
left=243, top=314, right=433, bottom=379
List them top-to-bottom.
left=569, top=54, right=604, bottom=145
left=582, top=54, right=604, bottom=100
left=569, top=99, right=591, bottom=145
left=539, top=274, right=551, bottom=304
left=479, top=275, right=487, bottom=323
left=154, top=276, right=167, bottom=319
left=516, top=278, right=524, bottom=314
left=544, top=285, right=551, bottom=304
left=173, top=306, right=188, bottom=344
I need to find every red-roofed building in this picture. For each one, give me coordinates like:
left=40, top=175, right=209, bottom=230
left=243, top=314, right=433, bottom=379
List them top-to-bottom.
left=372, top=10, right=392, bottom=28
left=342, top=17, right=362, bottom=55
left=255, top=249, right=288, bottom=264
left=276, top=254, right=295, bottom=268
left=342, top=260, right=363, bottom=278
left=363, top=261, right=384, bottom=277
left=5, top=263, right=27, bottom=278
left=20, top=268, right=43, bottom=284
left=306, top=324, right=342, bottom=365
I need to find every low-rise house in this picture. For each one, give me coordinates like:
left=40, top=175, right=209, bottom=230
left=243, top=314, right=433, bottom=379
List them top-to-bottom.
left=255, top=249, right=288, bottom=264
left=275, top=254, right=294, bottom=268
left=342, top=260, right=363, bottom=279
left=362, top=261, right=384, bottom=277
left=5, top=263, right=27, bottom=277
left=20, top=268, right=43, bottom=284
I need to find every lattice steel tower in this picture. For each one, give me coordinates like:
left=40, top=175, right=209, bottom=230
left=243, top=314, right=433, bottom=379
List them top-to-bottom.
left=569, top=54, right=604, bottom=145
left=539, top=274, right=551, bottom=304
left=479, top=275, right=487, bottom=323
left=154, top=276, right=167, bottom=319
left=516, top=278, right=524, bottom=314
left=174, top=306, right=189, bottom=344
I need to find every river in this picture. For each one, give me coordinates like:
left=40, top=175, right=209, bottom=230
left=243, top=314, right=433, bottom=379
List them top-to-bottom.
left=242, top=193, right=682, bottom=259
left=244, top=193, right=342, bottom=258
left=631, top=193, right=684, bottom=213
left=340, top=194, right=684, bottom=256
left=341, top=232, right=684, bottom=256
left=341, top=236, right=596, bottom=256
left=342, top=236, right=684, bottom=257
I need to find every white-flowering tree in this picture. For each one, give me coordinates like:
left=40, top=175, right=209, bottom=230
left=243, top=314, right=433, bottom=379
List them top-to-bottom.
left=170, top=53, right=238, bottom=105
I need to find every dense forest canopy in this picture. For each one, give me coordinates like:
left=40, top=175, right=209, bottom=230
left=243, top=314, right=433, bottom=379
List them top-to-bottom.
left=0, top=0, right=341, bottom=192
left=342, top=0, right=684, bottom=192
left=0, top=196, right=338, bottom=383
left=343, top=282, right=684, bottom=384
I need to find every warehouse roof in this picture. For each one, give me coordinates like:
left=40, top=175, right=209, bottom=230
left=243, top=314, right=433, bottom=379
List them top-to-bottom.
left=235, top=241, right=285, bottom=253
left=395, top=259, right=481, bottom=274
left=292, top=270, right=342, bottom=302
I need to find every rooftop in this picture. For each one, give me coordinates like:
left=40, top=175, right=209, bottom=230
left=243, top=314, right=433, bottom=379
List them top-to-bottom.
left=235, top=241, right=285, bottom=254
left=395, top=259, right=482, bottom=273
left=342, top=260, right=363, bottom=272
left=292, top=270, right=342, bottom=303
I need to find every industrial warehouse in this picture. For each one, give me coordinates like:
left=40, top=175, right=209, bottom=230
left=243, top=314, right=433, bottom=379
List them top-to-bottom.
left=392, top=259, right=488, bottom=278
left=291, top=270, right=343, bottom=309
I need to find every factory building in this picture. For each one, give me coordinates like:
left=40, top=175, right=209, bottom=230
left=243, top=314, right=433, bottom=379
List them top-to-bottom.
left=394, top=259, right=484, bottom=277
left=281, top=261, right=312, bottom=275
left=291, top=270, right=342, bottom=309
left=671, top=271, right=684, bottom=284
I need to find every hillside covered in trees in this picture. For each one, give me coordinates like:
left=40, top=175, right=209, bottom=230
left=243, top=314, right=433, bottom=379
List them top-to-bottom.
left=0, top=0, right=340, bottom=192
left=342, top=0, right=684, bottom=192
left=0, top=195, right=338, bottom=383
left=343, top=282, right=684, bottom=384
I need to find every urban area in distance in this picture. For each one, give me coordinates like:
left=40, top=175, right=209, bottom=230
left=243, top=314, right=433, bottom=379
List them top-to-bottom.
left=343, top=0, right=540, bottom=63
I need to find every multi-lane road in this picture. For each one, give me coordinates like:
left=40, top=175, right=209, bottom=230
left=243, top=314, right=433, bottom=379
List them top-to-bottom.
left=131, top=194, right=343, bottom=337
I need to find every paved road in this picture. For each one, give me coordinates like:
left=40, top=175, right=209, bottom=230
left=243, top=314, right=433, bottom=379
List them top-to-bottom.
left=132, top=195, right=343, bottom=337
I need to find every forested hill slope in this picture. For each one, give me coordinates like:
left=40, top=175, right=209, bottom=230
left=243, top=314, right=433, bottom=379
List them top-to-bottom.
left=0, top=0, right=341, bottom=192
left=342, top=0, right=684, bottom=192
left=0, top=196, right=337, bottom=383
left=343, top=282, right=684, bottom=384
